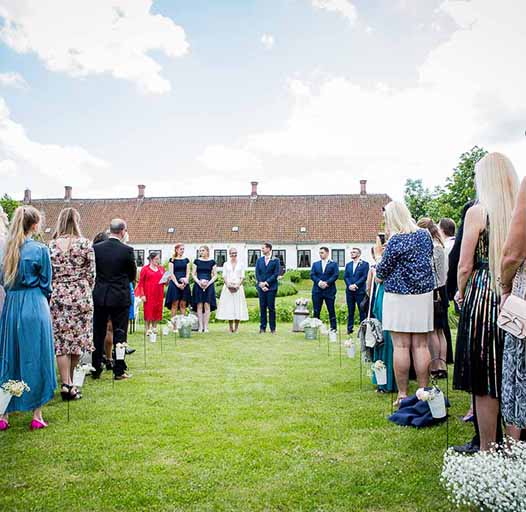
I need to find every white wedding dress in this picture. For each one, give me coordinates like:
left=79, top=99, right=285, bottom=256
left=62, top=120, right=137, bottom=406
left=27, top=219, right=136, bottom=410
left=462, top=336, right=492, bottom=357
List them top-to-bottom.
left=216, top=261, right=249, bottom=321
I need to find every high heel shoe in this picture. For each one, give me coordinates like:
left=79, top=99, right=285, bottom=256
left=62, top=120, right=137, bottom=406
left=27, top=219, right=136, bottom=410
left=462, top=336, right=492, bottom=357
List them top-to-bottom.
left=60, top=383, right=82, bottom=401
left=60, top=383, right=70, bottom=401
left=0, top=419, right=9, bottom=431
left=30, top=419, right=48, bottom=430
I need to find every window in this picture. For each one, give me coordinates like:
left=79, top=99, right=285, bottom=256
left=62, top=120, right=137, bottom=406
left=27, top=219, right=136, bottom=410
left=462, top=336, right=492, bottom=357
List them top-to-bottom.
left=214, top=249, right=227, bottom=268
left=248, top=249, right=261, bottom=267
left=332, top=249, right=345, bottom=268
left=134, top=250, right=145, bottom=267
left=149, top=250, right=162, bottom=263
left=272, top=250, right=286, bottom=268
left=297, top=250, right=311, bottom=268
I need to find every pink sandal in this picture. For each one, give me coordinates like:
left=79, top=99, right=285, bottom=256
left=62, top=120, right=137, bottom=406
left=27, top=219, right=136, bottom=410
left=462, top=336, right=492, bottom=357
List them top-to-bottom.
left=0, top=419, right=9, bottom=431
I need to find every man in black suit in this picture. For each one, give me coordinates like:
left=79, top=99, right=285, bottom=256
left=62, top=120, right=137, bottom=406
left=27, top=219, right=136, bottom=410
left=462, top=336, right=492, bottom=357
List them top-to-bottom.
left=92, top=219, right=136, bottom=380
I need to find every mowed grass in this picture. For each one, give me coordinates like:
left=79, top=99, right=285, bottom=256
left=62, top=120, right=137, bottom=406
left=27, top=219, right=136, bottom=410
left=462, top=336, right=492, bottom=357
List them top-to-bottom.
left=0, top=324, right=473, bottom=512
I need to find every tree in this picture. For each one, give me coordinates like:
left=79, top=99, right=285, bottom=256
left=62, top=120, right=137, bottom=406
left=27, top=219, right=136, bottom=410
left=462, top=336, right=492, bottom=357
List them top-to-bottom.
left=404, top=146, right=487, bottom=224
left=404, top=179, right=433, bottom=221
left=0, top=194, right=20, bottom=221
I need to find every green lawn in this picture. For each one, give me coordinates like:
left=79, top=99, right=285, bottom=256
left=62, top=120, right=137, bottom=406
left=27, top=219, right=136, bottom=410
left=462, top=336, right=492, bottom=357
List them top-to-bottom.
left=0, top=324, right=472, bottom=511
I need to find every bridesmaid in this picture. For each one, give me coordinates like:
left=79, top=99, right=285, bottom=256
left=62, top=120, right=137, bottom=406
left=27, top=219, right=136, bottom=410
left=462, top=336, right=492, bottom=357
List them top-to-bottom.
left=0, top=206, right=56, bottom=431
left=49, top=208, right=95, bottom=401
left=165, top=244, right=191, bottom=317
left=192, top=246, right=217, bottom=333
left=135, top=252, right=165, bottom=342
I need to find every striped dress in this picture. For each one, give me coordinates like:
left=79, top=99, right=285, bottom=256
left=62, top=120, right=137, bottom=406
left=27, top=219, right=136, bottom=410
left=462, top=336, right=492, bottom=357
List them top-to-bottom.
left=453, top=226, right=503, bottom=398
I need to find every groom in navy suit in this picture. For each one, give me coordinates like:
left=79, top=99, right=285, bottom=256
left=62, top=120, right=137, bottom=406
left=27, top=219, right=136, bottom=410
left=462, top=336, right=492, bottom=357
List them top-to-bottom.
left=255, top=242, right=281, bottom=334
left=310, top=247, right=339, bottom=332
left=344, top=248, right=369, bottom=334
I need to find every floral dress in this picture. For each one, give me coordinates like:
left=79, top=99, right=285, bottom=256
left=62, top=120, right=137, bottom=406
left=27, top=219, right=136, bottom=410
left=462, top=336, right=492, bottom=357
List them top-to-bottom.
left=49, top=237, right=96, bottom=356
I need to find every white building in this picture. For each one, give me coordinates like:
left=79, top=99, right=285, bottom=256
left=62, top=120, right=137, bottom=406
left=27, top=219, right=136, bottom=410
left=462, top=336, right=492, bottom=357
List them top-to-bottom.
left=28, top=181, right=390, bottom=269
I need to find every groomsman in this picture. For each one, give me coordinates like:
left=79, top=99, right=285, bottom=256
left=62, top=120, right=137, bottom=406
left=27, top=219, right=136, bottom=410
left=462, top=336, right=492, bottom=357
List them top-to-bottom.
left=255, top=242, right=281, bottom=334
left=310, top=247, right=339, bottom=332
left=344, top=248, right=369, bottom=335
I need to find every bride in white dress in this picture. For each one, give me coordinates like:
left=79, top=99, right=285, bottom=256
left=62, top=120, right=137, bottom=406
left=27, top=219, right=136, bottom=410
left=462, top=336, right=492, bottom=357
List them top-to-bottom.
left=217, top=248, right=249, bottom=332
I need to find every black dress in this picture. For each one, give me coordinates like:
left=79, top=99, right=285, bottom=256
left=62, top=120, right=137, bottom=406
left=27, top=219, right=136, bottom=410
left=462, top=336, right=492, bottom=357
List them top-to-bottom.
left=453, top=227, right=503, bottom=398
left=165, top=258, right=191, bottom=308
left=192, top=259, right=217, bottom=311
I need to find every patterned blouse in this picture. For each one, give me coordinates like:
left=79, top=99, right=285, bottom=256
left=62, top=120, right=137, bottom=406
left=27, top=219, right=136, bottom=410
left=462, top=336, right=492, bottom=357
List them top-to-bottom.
left=376, top=229, right=434, bottom=295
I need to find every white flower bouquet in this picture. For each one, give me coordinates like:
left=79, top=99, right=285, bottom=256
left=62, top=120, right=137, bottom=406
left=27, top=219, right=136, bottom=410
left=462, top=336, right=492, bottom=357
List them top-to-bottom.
left=176, top=314, right=198, bottom=329
left=299, top=318, right=324, bottom=329
left=115, top=342, right=128, bottom=360
left=0, top=380, right=30, bottom=414
left=416, top=386, right=446, bottom=418
left=441, top=440, right=526, bottom=511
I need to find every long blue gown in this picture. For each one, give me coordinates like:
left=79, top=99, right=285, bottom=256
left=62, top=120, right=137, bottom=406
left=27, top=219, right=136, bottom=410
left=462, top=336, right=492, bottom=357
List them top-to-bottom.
left=0, top=239, right=56, bottom=412
left=372, top=282, right=397, bottom=393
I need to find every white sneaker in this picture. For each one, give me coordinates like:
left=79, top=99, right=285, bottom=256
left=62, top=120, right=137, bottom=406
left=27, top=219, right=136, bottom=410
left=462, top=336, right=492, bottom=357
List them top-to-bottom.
left=204, top=329, right=209, bottom=333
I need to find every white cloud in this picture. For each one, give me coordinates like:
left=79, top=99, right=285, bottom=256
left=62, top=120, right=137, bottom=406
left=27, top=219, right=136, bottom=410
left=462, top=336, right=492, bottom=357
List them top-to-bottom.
left=0, top=0, right=189, bottom=94
left=227, top=0, right=526, bottom=196
left=311, top=0, right=358, bottom=25
left=261, top=34, right=275, bottom=50
left=0, top=72, right=28, bottom=89
left=0, top=97, right=109, bottom=187
left=198, top=145, right=263, bottom=175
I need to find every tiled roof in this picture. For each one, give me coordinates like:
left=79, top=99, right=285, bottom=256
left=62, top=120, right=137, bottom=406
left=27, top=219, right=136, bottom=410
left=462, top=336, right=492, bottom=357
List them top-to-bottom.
left=30, top=193, right=390, bottom=244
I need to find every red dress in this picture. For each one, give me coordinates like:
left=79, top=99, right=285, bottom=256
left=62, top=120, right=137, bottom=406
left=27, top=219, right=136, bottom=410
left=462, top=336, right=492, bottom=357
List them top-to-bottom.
left=135, top=265, right=165, bottom=321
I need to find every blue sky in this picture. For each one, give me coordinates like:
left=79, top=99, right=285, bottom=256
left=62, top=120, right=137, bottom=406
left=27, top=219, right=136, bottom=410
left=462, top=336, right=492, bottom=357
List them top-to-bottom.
left=0, top=0, right=524, bottom=200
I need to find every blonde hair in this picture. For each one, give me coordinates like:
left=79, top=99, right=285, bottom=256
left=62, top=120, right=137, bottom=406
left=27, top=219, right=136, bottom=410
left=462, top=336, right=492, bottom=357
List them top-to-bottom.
left=475, top=152, right=519, bottom=288
left=384, top=201, right=418, bottom=236
left=0, top=205, right=8, bottom=239
left=3, top=206, right=41, bottom=287
left=53, top=207, right=82, bottom=239
left=199, top=245, right=210, bottom=258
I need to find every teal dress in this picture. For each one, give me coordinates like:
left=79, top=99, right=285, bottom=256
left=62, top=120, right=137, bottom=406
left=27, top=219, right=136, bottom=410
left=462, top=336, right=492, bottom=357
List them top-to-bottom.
left=0, top=239, right=57, bottom=412
left=372, top=282, right=397, bottom=393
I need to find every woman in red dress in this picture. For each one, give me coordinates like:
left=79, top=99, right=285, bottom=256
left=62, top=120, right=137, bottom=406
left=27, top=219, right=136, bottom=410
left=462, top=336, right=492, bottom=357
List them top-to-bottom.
left=135, top=253, right=165, bottom=342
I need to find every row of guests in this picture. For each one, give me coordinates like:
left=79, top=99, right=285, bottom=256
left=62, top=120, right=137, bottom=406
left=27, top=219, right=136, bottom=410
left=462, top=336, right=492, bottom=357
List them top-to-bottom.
left=370, top=152, right=525, bottom=453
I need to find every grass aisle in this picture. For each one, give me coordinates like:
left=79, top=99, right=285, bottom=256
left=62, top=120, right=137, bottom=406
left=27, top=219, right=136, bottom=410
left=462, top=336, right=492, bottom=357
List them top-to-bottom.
left=0, top=325, right=472, bottom=511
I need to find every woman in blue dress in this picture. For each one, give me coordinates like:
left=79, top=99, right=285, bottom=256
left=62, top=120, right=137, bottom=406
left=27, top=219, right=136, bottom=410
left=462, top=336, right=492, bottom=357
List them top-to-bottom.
left=0, top=206, right=56, bottom=431
left=165, top=243, right=191, bottom=317
left=192, top=246, right=217, bottom=333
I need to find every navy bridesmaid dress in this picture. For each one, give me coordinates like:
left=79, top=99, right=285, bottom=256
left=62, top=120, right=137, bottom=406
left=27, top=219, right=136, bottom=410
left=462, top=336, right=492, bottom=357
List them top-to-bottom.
left=192, top=259, right=217, bottom=311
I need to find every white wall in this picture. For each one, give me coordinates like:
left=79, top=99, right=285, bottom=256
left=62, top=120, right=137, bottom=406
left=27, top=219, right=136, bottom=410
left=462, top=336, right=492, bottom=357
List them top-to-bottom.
left=129, top=242, right=375, bottom=269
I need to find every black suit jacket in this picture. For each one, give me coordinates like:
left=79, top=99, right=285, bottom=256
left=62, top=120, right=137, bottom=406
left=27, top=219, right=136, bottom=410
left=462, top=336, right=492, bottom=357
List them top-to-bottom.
left=93, top=238, right=137, bottom=308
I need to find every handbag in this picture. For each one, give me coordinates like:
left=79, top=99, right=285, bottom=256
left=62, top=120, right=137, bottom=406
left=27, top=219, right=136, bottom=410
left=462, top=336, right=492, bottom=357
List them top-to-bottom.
left=363, top=277, right=381, bottom=348
left=497, top=295, right=526, bottom=339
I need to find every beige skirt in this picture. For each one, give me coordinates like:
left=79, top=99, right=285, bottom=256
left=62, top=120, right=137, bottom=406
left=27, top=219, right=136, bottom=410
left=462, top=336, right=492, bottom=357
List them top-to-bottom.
left=382, top=291, right=433, bottom=333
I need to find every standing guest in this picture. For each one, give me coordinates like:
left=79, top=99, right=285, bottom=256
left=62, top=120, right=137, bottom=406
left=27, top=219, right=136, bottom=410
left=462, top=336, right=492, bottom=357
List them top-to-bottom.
left=455, top=152, right=518, bottom=451
left=500, top=176, right=526, bottom=441
left=375, top=201, right=434, bottom=406
left=0, top=205, right=8, bottom=314
left=0, top=206, right=56, bottom=431
left=49, top=208, right=95, bottom=401
left=417, top=218, right=452, bottom=376
left=439, top=218, right=456, bottom=257
left=92, top=219, right=136, bottom=380
left=370, top=237, right=397, bottom=393
left=255, top=242, right=281, bottom=334
left=165, top=244, right=191, bottom=317
left=192, top=246, right=217, bottom=333
left=217, top=247, right=249, bottom=332
left=310, top=247, right=339, bottom=333
left=344, top=248, right=369, bottom=335
left=135, top=252, right=165, bottom=342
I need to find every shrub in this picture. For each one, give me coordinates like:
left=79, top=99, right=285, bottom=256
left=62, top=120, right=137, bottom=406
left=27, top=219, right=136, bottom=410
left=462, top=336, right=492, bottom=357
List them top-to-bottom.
left=284, top=270, right=302, bottom=283
left=299, top=270, right=311, bottom=280
left=277, top=281, right=298, bottom=297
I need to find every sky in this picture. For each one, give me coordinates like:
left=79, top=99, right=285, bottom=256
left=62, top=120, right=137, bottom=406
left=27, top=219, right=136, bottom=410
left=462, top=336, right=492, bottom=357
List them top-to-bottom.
left=0, top=0, right=525, bottom=201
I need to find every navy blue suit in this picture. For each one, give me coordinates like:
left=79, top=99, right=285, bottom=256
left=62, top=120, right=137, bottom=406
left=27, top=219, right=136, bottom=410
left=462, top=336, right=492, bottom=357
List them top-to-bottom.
left=255, top=256, right=281, bottom=332
left=310, top=259, right=339, bottom=330
left=344, top=259, right=370, bottom=333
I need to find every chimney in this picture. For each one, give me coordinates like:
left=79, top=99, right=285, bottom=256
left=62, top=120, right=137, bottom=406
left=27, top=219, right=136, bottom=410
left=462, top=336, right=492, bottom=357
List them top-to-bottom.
left=360, top=179, right=367, bottom=195
left=250, top=181, right=258, bottom=199
left=138, top=184, right=145, bottom=199
left=64, top=185, right=72, bottom=201
left=23, top=188, right=31, bottom=204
